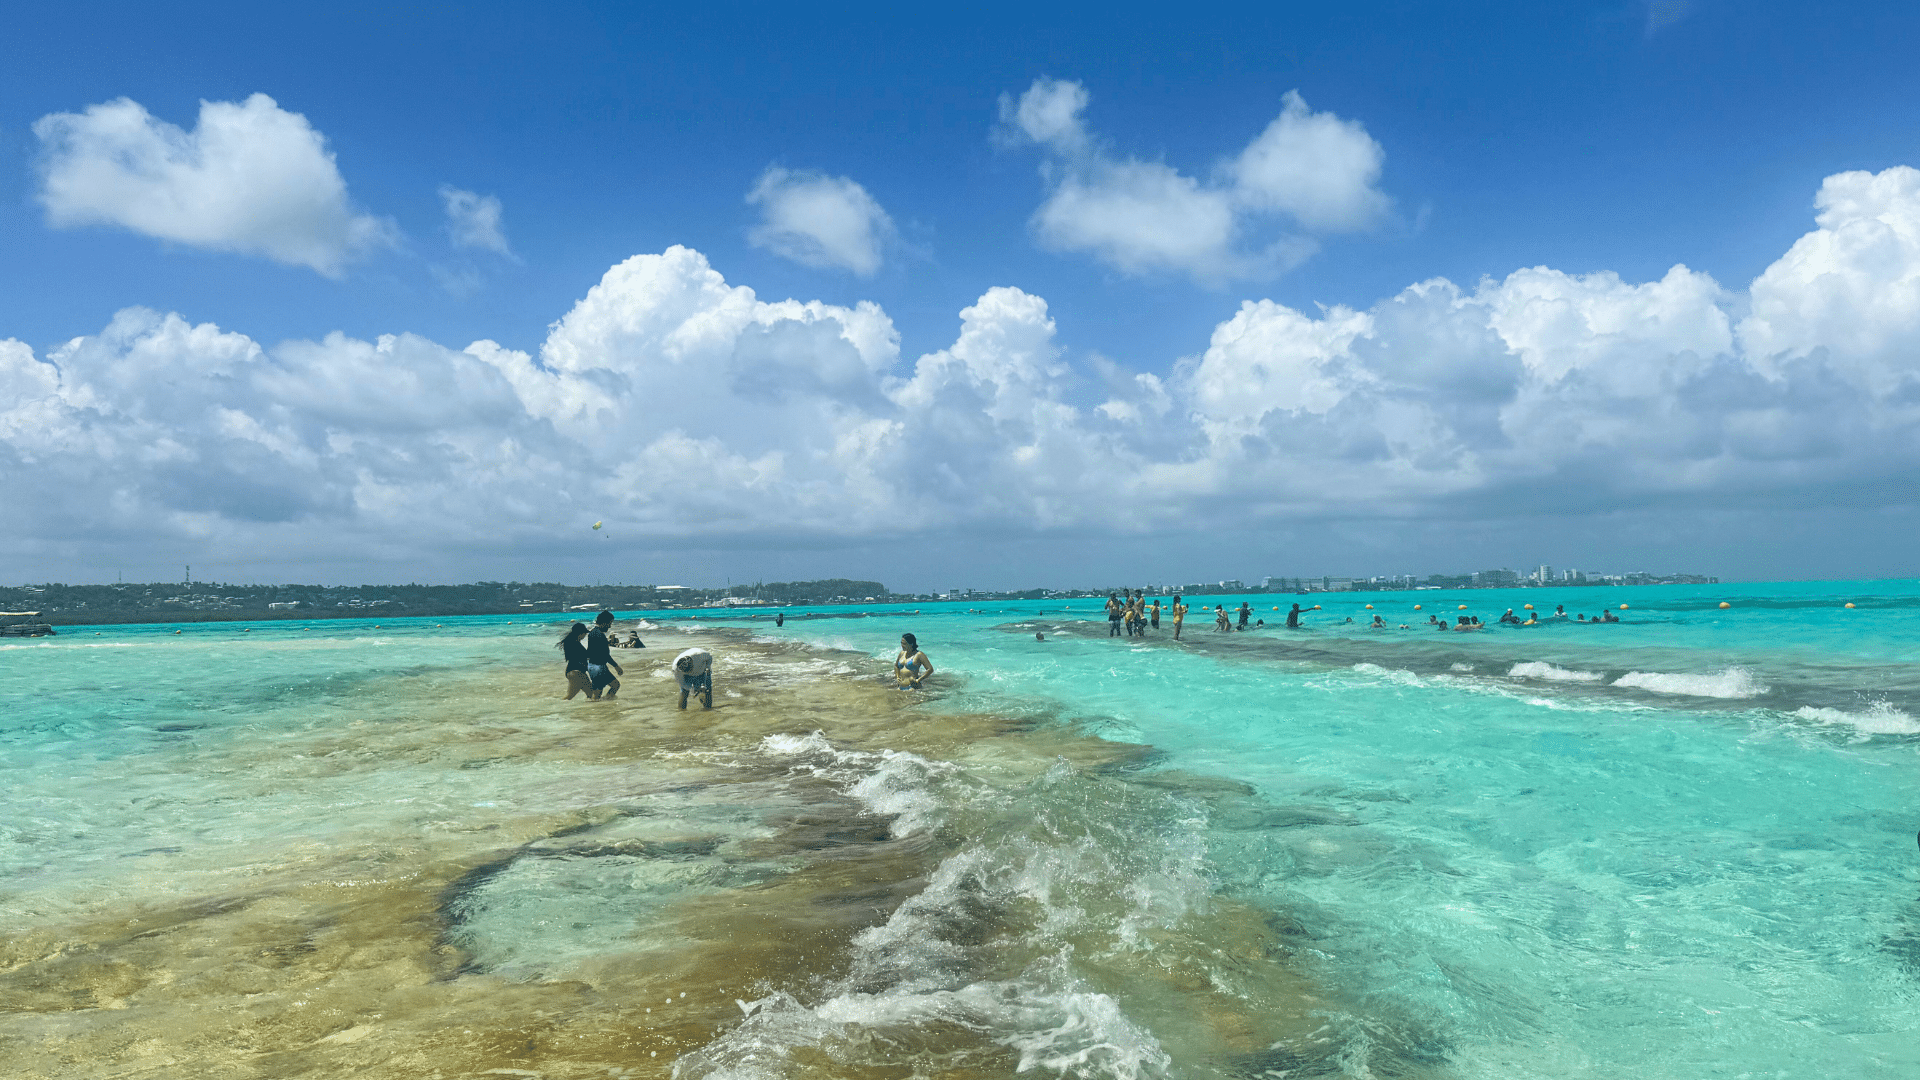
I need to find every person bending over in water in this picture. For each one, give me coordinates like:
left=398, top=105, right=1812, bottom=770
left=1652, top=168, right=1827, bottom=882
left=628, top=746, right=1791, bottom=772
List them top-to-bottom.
left=1171, top=596, right=1188, bottom=640
left=1215, top=606, right=1230, bottom=631
left=586, top=610, right=624, bottom=699
left=558, top=622, right=595, bottom=700
left=895, top=633, right=933, bottom=689
left=672, top=647, right=713, bottom=709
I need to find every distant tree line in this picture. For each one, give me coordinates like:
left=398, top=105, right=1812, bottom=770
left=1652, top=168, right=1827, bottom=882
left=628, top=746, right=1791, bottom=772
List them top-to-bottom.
left=0, top=578, right=890, bottom=626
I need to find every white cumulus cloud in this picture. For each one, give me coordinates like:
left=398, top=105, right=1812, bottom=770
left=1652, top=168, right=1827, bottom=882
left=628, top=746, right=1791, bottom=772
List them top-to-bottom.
left=999, top=78, right=1389, bottom=283
left=33, top=94, right=393, bottom=277
left=6, top=167, right=1920, bottom=578
left=747, top=167, right=896, bottom=275
left=439, top=185, right=512, bottom=255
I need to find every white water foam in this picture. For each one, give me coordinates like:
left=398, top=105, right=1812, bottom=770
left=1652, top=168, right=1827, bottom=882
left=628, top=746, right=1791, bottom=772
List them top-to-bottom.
left=1507, top=661, right=1604, bottom=683
left=1349, top=662, right=1427, bottom=687
left=1611, top=667, right=1768, bottom=699
left=1792, top=703, right=1920, bottom=736
left=758, top=732, right=957, bottom=838
left=677, top=757, right=1210, bottom=1080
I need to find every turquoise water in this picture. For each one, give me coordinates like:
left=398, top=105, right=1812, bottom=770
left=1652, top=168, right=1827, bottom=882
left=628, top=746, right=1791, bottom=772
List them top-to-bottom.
left=4, top=581, right=1918, bottom=1077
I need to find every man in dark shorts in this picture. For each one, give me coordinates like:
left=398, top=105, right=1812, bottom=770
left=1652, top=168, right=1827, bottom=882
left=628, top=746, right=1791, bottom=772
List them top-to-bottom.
left=1106, top=594, right=1124, bottom=637
left=586, top=610, right=624, bottom=698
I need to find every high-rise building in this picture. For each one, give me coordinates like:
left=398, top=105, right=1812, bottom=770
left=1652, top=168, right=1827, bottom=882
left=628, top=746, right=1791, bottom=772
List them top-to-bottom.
left=1534, top=564, right=1553, bottom=584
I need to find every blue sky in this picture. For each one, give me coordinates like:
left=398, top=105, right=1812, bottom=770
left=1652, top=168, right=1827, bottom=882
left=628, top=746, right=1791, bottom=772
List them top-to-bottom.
left=4, top=2, right=1920, bottom=588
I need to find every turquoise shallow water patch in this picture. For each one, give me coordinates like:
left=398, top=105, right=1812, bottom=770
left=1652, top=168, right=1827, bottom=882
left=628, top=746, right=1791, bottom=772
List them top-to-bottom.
left=5, top=583, right=1918, bottom=1077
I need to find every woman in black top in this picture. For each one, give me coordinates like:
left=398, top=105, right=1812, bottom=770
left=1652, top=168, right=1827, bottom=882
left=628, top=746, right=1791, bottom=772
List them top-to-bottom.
left=558, top=622, right=594, bottom=699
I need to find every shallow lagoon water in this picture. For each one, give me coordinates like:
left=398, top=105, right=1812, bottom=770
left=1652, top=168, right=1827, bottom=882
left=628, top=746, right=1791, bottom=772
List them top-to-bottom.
left=2, top=581, right=1917, bottom=1078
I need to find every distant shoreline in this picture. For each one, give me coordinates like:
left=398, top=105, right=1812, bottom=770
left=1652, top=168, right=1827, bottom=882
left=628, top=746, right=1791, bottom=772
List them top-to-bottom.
left=16, top=599, right=935, bottom=629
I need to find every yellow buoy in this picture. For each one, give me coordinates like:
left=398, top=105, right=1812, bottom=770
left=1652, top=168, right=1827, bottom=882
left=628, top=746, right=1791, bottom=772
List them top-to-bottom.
left=593, top=521, right=603, bottom=530
left=1719, top=602, right=1730, bottom=609
left=1844, top=602, right=1856, bottom=608
left=1365, top=604, right=1373, bottom=609
left=1413, top=604, right=1422, bottom=610
left=1458, top=604, right=1467, bottom=610
left=1523, top=604, right=1533, bottom=610
left=1619, top=604, right=1629, bottom=610
left=1312, top=605, right=1321, bottom=610
left=1272, top=606, right=1280, bottom=611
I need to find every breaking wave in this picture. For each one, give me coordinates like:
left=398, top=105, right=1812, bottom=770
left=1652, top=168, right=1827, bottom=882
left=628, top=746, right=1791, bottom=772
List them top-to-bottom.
left=1507, top=661, right=1604, bottom=683
left=1611, top=667, right=1768, bottom=699
left=1792, top=702, right=1920, bottom=736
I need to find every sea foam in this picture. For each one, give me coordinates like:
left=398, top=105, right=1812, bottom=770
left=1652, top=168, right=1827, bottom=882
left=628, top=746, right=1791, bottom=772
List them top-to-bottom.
left=1507, top=661, right=1604, bottom=683
left=1611, top=667, right=1768, bottom=699
left=1792, top=703, right=1920, bottom=736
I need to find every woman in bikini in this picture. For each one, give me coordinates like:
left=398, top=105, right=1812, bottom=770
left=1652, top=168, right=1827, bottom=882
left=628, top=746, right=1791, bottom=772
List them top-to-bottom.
left=895, top=633, right=934, bottom=689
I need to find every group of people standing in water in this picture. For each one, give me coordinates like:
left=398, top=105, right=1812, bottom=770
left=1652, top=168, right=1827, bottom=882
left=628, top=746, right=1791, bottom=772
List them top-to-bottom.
left=1105, top=591, right=1168, bottom=638
left=560, top=594, right=1628, bottom=704
left=557, top=610, right=716, bottom=708
left=558, top=610, right=934, bottom=705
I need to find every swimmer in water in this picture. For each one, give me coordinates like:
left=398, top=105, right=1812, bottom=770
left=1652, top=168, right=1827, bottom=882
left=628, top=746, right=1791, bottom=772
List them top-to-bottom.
left=1171, top=595, right=1188, bottom=640
left=1149, top=598, right=1161, bottom=630
left=1237, top=602, right=1252, bottom=630
left=1286, top=603, right=1305, bottom=629
left=1554, top=605, right=1568, bottom=619
left=1499, top=608, right=1520, bottom=624
left=1525, top=609, right=1539, bottom=625
left=775, top=612, right=784, bottom=627
left=1370, top=614, right=1386, bottom=628
left=1035, top=632, right=1045, bottom=641
left=895, top=633, right=933, bottom=689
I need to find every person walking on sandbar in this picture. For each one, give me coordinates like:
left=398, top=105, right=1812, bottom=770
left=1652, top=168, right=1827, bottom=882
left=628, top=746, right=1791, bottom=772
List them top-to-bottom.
left=1106, top=594, right=1124, bottom=637
left=1171, top=595, right=1188, bottom=640
left=586, top=610, right=624, bottom=699
left=559, top=622, right=594, bottom=699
